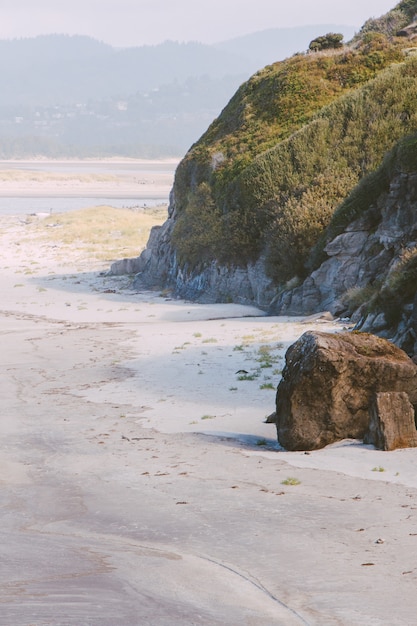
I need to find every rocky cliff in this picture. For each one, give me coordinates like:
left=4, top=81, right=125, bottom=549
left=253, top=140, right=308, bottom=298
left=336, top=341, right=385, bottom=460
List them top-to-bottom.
left=112, top=1, right=417, bottom=352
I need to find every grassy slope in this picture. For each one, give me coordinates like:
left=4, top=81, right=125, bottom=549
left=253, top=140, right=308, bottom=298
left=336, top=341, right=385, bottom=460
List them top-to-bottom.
left=170, top=0, right=417, bottom=287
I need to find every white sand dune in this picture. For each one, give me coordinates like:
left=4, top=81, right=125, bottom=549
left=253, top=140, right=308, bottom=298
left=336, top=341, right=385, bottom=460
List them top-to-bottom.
left=1, top=206, right=417, bottom=625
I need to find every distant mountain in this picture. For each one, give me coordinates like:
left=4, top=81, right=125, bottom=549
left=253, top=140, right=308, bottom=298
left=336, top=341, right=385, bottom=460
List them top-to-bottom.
left=0, top=27, right=357, bottom=157
left=0, top=34, right=251, bottom=106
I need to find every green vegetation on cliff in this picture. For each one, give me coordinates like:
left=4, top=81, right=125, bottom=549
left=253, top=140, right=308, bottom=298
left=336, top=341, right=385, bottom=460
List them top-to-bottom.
left=170, top=1, right=417, bottom=286
left=316, top=133, right=417, bottom=255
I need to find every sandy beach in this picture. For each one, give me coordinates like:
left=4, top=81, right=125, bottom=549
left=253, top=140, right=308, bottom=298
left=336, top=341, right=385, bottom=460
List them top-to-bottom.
left=2, top=194, right=417, bottom=624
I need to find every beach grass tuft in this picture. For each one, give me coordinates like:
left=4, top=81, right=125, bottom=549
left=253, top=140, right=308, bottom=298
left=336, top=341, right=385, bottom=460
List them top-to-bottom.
left=281, top=477, right=301, bottom=486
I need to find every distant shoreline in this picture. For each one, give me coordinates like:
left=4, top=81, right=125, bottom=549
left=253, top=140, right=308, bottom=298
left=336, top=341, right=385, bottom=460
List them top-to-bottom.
left=0, top=157, right=181, bottom=165
left=0, top=159, right=176, bottom=213
left=0, top=159, right=177, bottom=205
left=0, top=191, right=171, bottom=199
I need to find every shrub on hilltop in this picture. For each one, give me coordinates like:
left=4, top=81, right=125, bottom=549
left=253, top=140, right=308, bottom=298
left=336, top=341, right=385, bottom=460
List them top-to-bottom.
left=309, top=33, right=344, bottom=52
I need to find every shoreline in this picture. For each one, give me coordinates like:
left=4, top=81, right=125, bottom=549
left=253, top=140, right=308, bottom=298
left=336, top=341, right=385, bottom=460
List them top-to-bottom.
left=0, top=156, right=181, bottom=165
left=0, top=159, right=177, bottom=204
left=0, top=191, right=171, bottom=198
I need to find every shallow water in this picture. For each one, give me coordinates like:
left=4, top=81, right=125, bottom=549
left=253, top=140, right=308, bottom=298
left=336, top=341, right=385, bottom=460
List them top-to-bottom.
left=0, top=195, right=168, bottom=215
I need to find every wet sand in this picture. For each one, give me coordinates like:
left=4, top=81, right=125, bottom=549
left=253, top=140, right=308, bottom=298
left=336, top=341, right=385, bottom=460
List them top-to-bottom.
left=0, top=159, right=177, bottom=199
left=1, top=208, right=417, bottom=625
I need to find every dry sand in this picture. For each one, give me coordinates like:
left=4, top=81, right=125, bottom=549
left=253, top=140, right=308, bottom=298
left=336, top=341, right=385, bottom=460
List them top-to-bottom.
left=1, top=201, right=417, bottom=625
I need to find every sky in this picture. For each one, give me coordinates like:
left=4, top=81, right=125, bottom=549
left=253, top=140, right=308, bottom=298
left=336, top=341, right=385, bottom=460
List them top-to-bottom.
left=0, top=0, right=399, bottom=47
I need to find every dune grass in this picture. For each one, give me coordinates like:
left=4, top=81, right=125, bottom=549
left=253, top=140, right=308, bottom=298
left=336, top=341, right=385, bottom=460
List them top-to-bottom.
left=29, top=205, right=167, bottom=261
left=281, top=477, right=301, bottom=486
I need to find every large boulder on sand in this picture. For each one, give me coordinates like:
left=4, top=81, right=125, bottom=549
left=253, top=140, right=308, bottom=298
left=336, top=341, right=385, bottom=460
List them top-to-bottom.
left=273, top=331, right=417, bottom=451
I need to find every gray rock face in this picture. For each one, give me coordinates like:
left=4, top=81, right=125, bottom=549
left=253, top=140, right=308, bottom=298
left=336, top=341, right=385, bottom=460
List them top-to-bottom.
left=127, top=193, right=276, bottom=307
left=132, top=218, right=177, bottom=288
left=109, top=257, right=143, bottom=276
left=162, top=257, right=276, bottom=306
left=274, top=331, right=417, bottom=451
left=365, top=392, right=417, bottom=451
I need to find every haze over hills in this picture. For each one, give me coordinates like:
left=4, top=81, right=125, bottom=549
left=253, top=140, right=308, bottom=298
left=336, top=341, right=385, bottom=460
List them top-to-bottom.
left=213, top=24, right=356, bottom=69
left=0, top=25, right=356, bottom=158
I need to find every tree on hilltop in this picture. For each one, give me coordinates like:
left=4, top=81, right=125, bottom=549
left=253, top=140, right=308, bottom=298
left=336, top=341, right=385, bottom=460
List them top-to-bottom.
left=309, top=33, right=344, bottom=52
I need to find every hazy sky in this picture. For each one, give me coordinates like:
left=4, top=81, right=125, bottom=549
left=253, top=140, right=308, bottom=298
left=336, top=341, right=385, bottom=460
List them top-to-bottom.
left=1, top=0, right=399, bottom=47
